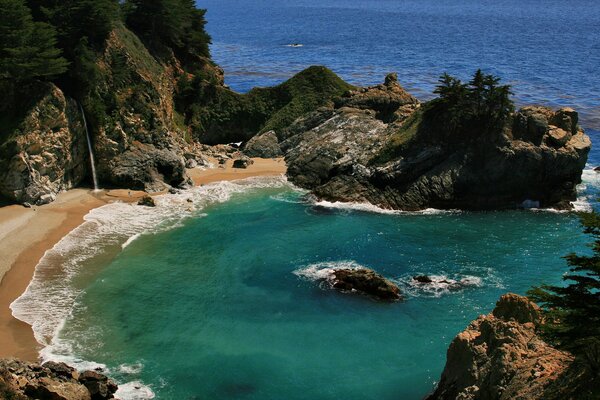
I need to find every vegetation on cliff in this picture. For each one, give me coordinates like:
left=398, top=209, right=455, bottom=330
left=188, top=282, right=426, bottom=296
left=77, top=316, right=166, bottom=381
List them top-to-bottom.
left=176, top=65, right=355, bottom=144
left=529, top=212, right=600, bottom=385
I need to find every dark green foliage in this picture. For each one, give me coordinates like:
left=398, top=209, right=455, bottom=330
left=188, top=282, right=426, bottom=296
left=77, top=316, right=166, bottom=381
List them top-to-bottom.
left=0, top=0, right=68, bottom=82
left=27, top=0, right=119, bottom=49
left=124, top=0, right=211, bottom=64
left=176, top=66, right=354, bottom=144
left=428, top=69, right=514, bottom=138
left=529, top=212, right=600, bottom=372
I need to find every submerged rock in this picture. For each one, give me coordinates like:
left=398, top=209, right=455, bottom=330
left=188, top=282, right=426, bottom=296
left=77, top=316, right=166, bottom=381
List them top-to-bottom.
left=137, top=194, right=156, bottom=207
left=331, top=268, right=402, bottom=301
left=412, top=275, right=433, bottom=283
left=427, top=293, right=574, bottom=400
left=0, top=359, right=117, bottom=400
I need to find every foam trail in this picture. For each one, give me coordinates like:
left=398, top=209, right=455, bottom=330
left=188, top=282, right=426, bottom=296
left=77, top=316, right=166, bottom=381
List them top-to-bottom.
left=313, top=200, right=456, bottom=215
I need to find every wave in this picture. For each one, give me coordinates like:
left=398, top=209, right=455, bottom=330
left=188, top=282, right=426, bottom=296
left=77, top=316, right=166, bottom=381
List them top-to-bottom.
left=9, top=175, right=292, bottom=398
left=312, top=200, right=456, bottom=216
left=293, top=260, right=366, bottom=283
left=396, top=274, right=483, bottom=298
left=115, top=381, right=156, bottom=400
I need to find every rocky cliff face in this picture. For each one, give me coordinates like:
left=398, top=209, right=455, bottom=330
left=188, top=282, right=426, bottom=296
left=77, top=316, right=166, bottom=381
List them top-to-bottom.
left=90, top=25, right=194, bottom=192
left=282, top=75, right=590, bottom=210
left=0, top=82, right=87, bottom=205
left=427, top=293, right=574, bottom=400
left=0, top=359, right=117, bottom=400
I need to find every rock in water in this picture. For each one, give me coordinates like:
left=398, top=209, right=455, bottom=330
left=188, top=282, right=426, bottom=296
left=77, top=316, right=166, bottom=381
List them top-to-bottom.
left=232, top=156, right=254, bottom=169
left=137, top=195, right=155, bottom=207
left=331, top=268, right=402, bottom=301
left=413, top=275, right=433, bottom=283
left=426, top=293, right=574, bottom=400
left=0, top=359, right=117, bottom=400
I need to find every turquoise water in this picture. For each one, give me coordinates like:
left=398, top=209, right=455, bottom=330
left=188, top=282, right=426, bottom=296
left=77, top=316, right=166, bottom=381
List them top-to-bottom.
left=10, top=0, right=600, bottom=398
left=14, top=180, right=595, bottom=399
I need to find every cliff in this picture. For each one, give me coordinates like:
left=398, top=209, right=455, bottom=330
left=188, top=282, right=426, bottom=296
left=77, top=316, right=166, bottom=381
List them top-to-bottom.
left=280, top=74, right=590, bottom=210
left=0, top=82, right=87, bottom=205
left=427, top=294, right=597, bottom=400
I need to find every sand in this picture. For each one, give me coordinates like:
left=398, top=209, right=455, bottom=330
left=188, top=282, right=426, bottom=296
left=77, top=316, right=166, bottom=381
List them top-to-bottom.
left=0, top=158, right=286, bottom=361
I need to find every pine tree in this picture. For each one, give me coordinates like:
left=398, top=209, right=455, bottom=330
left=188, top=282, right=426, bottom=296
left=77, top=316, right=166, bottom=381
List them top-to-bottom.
left=0, top=0, right=68, bottom=81
left=529, top=212, right=600, bottom=370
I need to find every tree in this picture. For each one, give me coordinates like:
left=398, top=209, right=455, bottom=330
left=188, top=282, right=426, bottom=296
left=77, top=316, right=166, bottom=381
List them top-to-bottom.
left=0, top=0, right=68, bottom=81
left=124, top=0, right=211, bottom=62
left=429, top=70, right=513, bottom=138
left=529, top=212, right=600, bottom=370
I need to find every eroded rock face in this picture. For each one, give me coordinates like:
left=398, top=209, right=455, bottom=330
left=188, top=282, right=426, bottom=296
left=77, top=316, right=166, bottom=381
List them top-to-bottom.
left=283, top=77, right=590, bottom=211
left=0, top=82, right=87, bottom=205
left=331, top=268, right=402, bottom=301
left=427, top=293, right=573, bottom=400
left=0, top=359, right=117, bottom=400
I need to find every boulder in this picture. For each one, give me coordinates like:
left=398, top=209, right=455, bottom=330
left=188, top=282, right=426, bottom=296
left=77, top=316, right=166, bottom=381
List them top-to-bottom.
left=243, top=130, right=283, bottom=158
left=232, top=156, right=254, bottom=169
left=137, top=195, right=155, bottom=207
left=331, top=268, right=402, bottom=301
left=427, top=294, right=574, bottom=400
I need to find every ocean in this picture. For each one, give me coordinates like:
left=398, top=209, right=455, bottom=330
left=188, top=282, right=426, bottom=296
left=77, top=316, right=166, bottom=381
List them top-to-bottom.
left=10, top=0, right=600, bottom=399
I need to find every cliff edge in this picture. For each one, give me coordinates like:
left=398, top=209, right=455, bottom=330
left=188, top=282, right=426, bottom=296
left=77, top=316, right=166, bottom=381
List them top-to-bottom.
left=427, top=293, right=595, bottom=400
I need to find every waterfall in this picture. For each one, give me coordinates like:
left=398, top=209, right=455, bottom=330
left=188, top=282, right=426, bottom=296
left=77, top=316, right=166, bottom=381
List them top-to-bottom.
left=79, top=104, right=99, bottom=191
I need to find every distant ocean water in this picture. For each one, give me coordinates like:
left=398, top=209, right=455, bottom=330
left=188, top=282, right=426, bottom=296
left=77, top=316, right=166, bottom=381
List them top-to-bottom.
left=11, top=1, right=600, bottom=399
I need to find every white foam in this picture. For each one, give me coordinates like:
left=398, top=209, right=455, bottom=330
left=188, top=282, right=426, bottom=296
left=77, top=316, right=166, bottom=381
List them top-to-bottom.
left=572, top=168, right=600, bottom=211
left=313, top=200, right=455, bottom=215
left=122, top=233, right=142, bottom=249
left=293, top=261, right=367, bottom=283
left=118, top=363, right=144, bottom=375
left=115, top=381, right=155, bottom=400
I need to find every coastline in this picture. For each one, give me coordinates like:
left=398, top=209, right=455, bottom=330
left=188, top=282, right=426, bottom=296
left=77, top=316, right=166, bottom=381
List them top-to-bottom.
left=0, top=157, right=286, bottom=362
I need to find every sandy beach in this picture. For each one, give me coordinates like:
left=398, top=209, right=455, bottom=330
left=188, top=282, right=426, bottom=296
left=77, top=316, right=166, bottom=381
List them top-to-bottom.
left=0, top=157, right=286, bottom=361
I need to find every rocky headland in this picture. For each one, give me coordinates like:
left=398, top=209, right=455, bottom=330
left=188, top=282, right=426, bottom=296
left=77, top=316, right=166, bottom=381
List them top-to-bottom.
left=280, top=74, right=590, bottom=211
left=427, top=294, right=596, bottom=400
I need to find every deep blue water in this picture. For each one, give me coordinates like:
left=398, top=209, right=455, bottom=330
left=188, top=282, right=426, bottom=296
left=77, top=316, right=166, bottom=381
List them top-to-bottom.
left=11, top=1, right=600, bottom=399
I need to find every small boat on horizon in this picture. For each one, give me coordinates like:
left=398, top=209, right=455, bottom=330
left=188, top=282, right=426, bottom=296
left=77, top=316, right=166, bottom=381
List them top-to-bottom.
left=285, top=43, right=304, bottom=48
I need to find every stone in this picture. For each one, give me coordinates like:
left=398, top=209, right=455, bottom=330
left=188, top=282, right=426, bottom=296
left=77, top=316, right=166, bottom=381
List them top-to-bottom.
left=547, top=126, right=571, bottom=147
left=243, top=130, right=283, bottom=158
left=232, top=156, right=254, bottom=169
left=185, top=158, right=198, bottom=169
left=36, top=193, right=56, bottom=206
left=137, top=195, right=156, bottom=207
left=331, top=268, right=402, bottom=301
left=413, top=275, right=433, bottom=283
left=0, top=359, right=117, bottom=400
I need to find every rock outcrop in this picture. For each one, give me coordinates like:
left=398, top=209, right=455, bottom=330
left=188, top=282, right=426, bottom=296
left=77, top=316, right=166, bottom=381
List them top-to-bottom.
left=282, top=75, right=590, bottom=211
left=0, top=82, right=88, bottom=205
left=243, top=130, right=282, bottom=158
left=331, top=268, right=402, bottom=301
left=427, top=294, right=574, bottom=400
left=0, top=359, right=117, bottom=400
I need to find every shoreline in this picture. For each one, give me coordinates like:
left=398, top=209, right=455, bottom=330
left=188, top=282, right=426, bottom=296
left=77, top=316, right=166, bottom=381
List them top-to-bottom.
left=0, top=157, right=286, bottom=361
